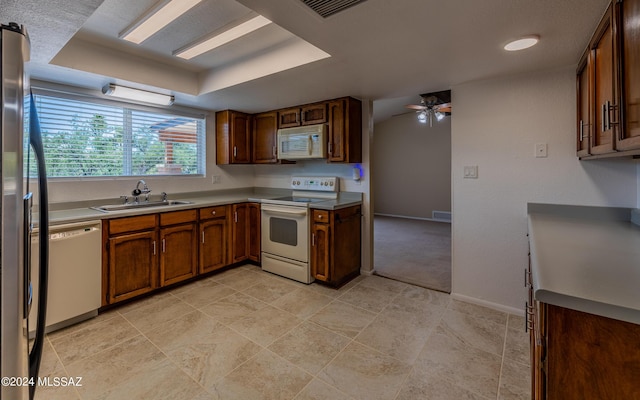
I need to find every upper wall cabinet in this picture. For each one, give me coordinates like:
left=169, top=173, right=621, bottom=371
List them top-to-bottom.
left=578, top=0, right=640, bottom=159
left=616, top=0, right=640, bottom=150
left=327, top=97, right=362, bottom=163
left=278, top=102, right=327, bottom=128
left=216, top=110, right=251, bottom=164
left=252, top=111, right=278, bottom=164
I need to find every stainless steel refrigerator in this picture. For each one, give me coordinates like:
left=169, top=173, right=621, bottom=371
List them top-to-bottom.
left=0, top=22, right=49, bottom=400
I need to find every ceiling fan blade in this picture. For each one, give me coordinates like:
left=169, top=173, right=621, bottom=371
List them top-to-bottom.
left=436, top=103, right=452, bottom=113
left=405, top=104, right=425, bottom=110
left=392, top=110, right=415, bottom=117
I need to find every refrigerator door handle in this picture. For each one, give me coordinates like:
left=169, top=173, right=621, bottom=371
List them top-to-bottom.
left=27, top=92, right=49, bottom=400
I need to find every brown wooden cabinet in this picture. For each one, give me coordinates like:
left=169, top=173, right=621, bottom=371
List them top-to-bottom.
left=578, top=0, right=640, bottom=158
left=616, top=0, right=640, bottom=150
left=591, top=3, right=617, bottom=155
left=576, top=50, right=593, bottom=157
left=327, top=97, right=362, bottom=163
left=278, top=102, right=327, bottom=128
left=216, top=110, right=251, bottom=164
left=252, top=111, right=278, bottom=163
left=248, top=202, right=261, bottom=262
left=231, top=203, right=249, bottom=263
left=198, top=205, right=228, bottom=274
left=310, top=205, right=361, bottom=285
left=159, top=210, right=197, bottom=287
left=104, top=214, right=158, bottom=305
left=529, top=301, right=640, bottom=400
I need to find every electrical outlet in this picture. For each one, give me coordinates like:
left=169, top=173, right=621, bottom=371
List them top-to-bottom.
left=463, top=166, right=478, bottom=179
left=212, top=175, right=221, bottom=184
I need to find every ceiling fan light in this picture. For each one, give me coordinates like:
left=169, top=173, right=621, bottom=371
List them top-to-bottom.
left=504, top=35, right=539, bottom=51
left=417, top=110, right=428, bottom=123
left=435, top=111, right=445, bottom=121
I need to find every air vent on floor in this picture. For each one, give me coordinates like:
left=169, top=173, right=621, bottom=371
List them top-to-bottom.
left=299, top=0, right=368, bottom=18
left=432, top=211, right=452, bottom=222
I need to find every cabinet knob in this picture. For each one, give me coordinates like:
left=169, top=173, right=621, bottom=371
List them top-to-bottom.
left=211, top=211, right=216, bottom=215
left=318, top=215, right=323, bottom=219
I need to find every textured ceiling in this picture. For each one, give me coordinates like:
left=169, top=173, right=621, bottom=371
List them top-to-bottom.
left=5, top=0, right=611, bottom=120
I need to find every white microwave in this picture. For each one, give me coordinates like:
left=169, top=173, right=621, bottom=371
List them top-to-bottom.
left=277, top=124, right=327, bottom=160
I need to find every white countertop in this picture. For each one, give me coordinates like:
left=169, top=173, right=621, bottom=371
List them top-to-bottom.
left=41, top=187, right=363, bottom=226
left=527, top=203, right=640, bottom=325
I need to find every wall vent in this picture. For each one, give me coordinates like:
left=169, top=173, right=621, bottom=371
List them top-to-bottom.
left=299, top=0, right=368, bottom=18
left=432, top=211, right=452, bottom=222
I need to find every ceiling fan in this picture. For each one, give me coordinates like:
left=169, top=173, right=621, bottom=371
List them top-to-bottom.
left=405, top=90, right=452, bottom=127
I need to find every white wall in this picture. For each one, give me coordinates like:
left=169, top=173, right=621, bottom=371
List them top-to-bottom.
left=451, top=66, right=638, bottom=312
left=372, top=112, right=451, bottom=219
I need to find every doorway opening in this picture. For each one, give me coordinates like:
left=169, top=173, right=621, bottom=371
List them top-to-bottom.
left=371, top=96, right=452, bottom=293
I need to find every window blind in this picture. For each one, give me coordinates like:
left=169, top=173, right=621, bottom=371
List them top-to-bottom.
left=26, top=94, right=205, bottom=178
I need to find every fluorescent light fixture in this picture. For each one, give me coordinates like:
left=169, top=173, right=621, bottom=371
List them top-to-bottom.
left=120, top=0, right=203, bottom=44
left=174, top=15, right=272, bottom=60
left=504, top=35, right=540, bottom=51
left=102, top=84, right=175, bottom=106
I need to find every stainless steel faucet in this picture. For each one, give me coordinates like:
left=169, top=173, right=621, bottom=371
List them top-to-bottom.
left=132, top=180, right=151, bottom=202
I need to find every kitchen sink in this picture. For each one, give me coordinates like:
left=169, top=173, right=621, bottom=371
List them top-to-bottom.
left=90, top=200, right=193, bottom=213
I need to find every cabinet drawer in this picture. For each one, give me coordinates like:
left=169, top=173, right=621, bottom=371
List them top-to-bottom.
left=199, top=205, right=227, bottom=220
left=335, top=205, right=361, bottom=220
left=160, top=209, right=197, bottom=226
left=313, top=210, right=330, bottom=223
left=108, top=214, right=157, bottom=235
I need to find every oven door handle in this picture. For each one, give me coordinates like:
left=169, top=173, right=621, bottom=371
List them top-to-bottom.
left=261, top=204, right=308, bottom=216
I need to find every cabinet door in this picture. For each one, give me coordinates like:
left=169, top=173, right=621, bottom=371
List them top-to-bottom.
left=616, top=0, right=640, bottom=150
left=591, top=4, right=618, bottom=154
left=577, top=50, right=593, bottom=157
left=327, top=98, right=362, bottom=163
left=327, top=100, right=346, bottom=162
left=301, top=103, right=327, bottom=125
left=278, top=107, right=301, bottom=128
left=231, top=111, right=251, bottom=163
left=252, top=112, right=278, bottom=163
left=248, top=202, right=261, bottom=262
left=231, top=203, right=249, bottom=263
left=199, top=218, right=227, bottom=274
left=160, top=223, right=197, bottom=286
left=310, top=223, right=331, bottom=281
left=108, top=230, right=158, bottom=304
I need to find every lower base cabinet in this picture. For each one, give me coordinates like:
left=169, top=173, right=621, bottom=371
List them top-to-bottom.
left=103, top=203, right=261, bottom=306
left=310, top=205, right=361, bottom=285
left=104, top=214, right=158, bottom=305
left=531, top=301, right=640, bottom=399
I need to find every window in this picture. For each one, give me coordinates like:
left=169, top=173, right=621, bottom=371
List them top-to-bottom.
left=26, top=93, right=205, bottom=178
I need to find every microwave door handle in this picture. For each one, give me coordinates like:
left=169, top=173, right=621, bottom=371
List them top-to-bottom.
left=309, top=135, right=313, bottom=156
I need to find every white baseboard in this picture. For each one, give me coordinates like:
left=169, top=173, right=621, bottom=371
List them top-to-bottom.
left=360, top=268, right=375, bottom=276
left=450, top=292, right=524, bottom=316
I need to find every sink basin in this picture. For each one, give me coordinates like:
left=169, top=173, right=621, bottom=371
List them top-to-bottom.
left=90, top=200, right=193, bottom=213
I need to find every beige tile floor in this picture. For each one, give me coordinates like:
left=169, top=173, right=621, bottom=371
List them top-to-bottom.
left=34, top=265, right=530, bottom=400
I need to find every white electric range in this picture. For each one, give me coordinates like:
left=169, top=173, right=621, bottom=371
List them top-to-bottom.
left=260, top=176, right=339, bottom=283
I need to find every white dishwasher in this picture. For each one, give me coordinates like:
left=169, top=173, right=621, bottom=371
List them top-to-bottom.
left=29, top=220, right=102, bottom=335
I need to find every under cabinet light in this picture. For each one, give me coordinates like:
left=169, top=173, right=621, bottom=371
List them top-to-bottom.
left=120, top=0, right=204, bottom=44
left=174, top=15, right=272, bottom=59
left=102, top=84, right=175, bottom=106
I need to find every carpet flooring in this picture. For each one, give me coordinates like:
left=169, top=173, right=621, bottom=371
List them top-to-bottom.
left=373, top=215, right=451, bottom=293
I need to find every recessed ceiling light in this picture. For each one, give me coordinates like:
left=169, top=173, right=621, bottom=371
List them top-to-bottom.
left=120, top=0, right=204, bottom=44
left=174, top=15, right=272, bottom=60
left=504, top=35, right=540, bottom=51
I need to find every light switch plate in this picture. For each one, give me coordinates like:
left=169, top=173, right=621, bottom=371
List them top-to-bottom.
left=463, top=166, right=478, bottom=179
